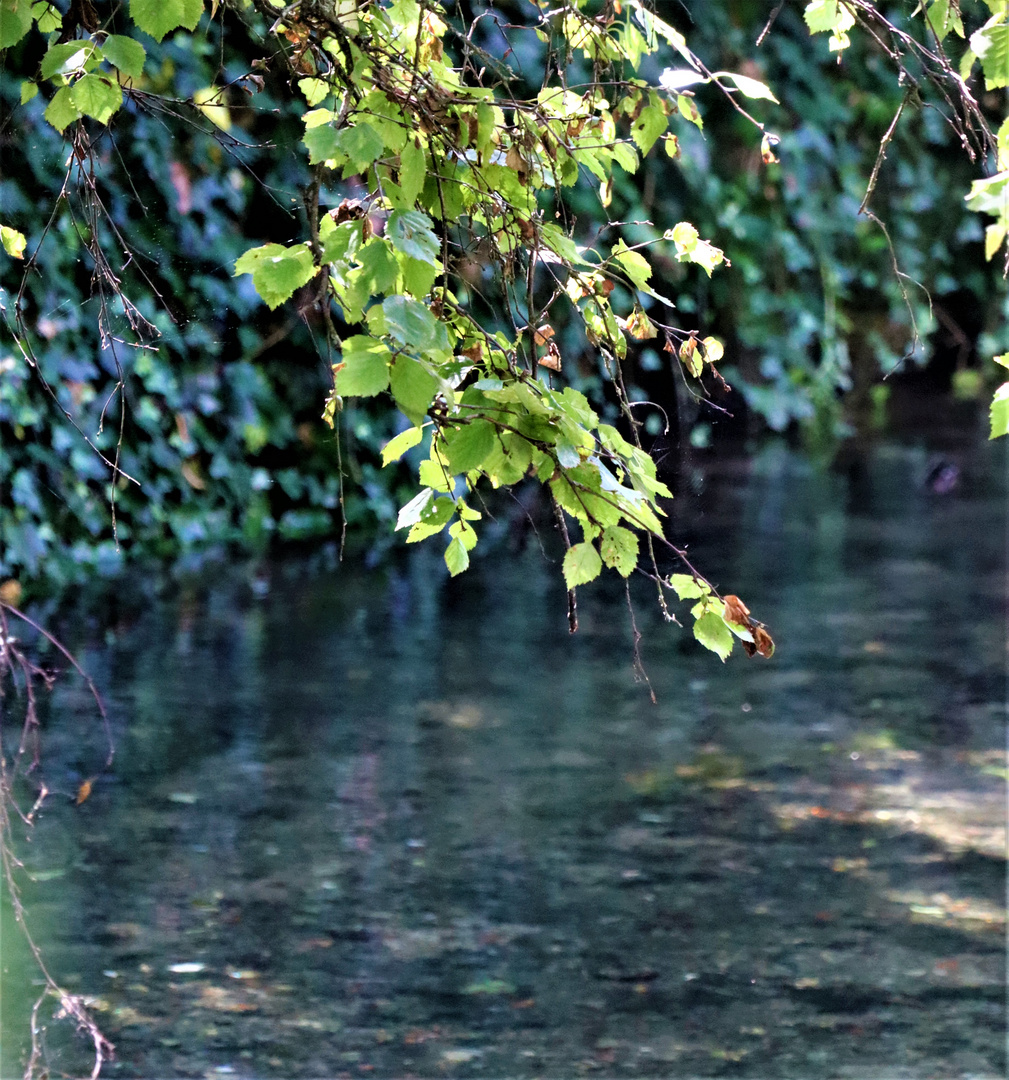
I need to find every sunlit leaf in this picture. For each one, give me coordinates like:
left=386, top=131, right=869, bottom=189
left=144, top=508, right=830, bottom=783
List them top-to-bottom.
left=0, top=0, right=32, bottom=49
left=131, top=0, right=204, bottom=43
left=971, top=14, right=1009, bottom=90
left=102, top=35, right=147, bottom=80
left=715, top=71, right=779, bottom=103
left=71, top=74, right=122, bottom=124
left=44, top=86, right=82, bottom=133
left=1, top=225, right=27, bottom=259
left=234, top=243, right=317, bottom=309
left=334, top=335, right=391, bottom=397
left=390, top=356, right=438, bottom=424
left=990, top=382, right=1009, bottom=439
left=444, top=419, right=496, bottom=474
left=381, top=426, right=424, bottom=466
left=396, top=486, right=435, bottom=530
left=600, top=525, right=638, bottom=577
left=445, top=535, right=470, bottom=575
left=563, top=541, right=602, bottom=588
left=669, top=573, right=706, bottom=599
left=693, top=610, right=733, bottom=661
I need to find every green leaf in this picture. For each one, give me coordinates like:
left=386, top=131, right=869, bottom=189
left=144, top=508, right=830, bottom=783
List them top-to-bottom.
left=0, top=0, right=32, bottom=49
left=31, top=0, right=59, bottom=33
left=130, top=0, right=203, bottom=43
left=803, top=0, right=855, bottom=36
left=924, top=0, right=964, bottom=43
left=971, top=15, right=1009, bottom=90
left=101, top=35, right=147, bottom=79
left=40, top=42, right=100, bottom=80
left=959, top=45, right=977, bottom=79
left=715, top=71, right=779, bottom=104
left=71, top=74, right=122, bottom=124
left=298, top=77, right=330, bottom=106
left=20, top=80, right=37, bottom=104
left=44, top=86, right=82, bottom=133
left=676, top=94, right=703, bottom=130
left=630, top=101, right=668, bottom=156
left=334, top=122, right=386, bottom=174
left=303, top=125, right=342, bottom=165
left=397, top=139, right=426, bottom=208
left=965, top=170, right=1009, bottom=215
left=387, top=210, right=441, bottom=265
left=669, top=221, right=698, bottom=251
left=985, top=222, right=1006, bottom=261
left=1, top=225, right=27, bottom=259
left=357, top=238, right=400, bottom=295
left=611, top=240, right=652, bottom=290
left=234, top=243, right=317, bottom=309
left=400, top=255, right=439, bottom=299
left=383, top=294, right=440, bottom=351
left=335, top=335, right=391, bottom=397
left=390, top=356, right=438, bottom=424
left=990, top=382, right=1009, bottom=439
left=557, top=386, right=598, bottom=429
left=444, top=419, right=496, bottom=474
left=381, top=426, right=424, bottom=466
left=396, top=486, right=435, bottom=530
left=407, top=495, right=454, bottom=541
left=449, top=518, right=478, bottom=551
left=600, top=525, right=638, bottom=577
left=445, top=535, right=470, bottom=576
left=563, top=542, right=602, bottom=589
left=669, top=573, right=706, bottom=599
left=693, top=611, right=733, bottom=661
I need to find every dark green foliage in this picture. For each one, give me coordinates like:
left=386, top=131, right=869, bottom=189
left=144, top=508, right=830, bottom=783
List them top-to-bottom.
left=0, top=20, right=401, bottom=583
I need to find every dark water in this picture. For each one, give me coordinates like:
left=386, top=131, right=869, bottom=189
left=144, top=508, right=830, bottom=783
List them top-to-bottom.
left=2, top=434, right=1006, bottom=1078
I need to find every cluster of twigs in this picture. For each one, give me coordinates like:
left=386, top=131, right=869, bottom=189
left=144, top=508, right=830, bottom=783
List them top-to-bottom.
left=0, top=601, right=115, bottom=1079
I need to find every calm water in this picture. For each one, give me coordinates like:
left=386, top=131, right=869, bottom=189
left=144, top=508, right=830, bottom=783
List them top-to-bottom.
left=2, top=433, right=1006, bottom=1078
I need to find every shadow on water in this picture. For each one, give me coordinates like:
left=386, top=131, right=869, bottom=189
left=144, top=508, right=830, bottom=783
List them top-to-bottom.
left=1, top=432, right=1006, bottom=1078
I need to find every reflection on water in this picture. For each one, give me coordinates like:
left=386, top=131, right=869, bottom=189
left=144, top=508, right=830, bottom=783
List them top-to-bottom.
left=2, top=437, right=1006, bottom=1078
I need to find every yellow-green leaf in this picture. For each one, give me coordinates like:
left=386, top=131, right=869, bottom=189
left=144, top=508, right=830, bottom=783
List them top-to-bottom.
left=1, top=225, right=27, bottom=259
left=563, top=542, right=602, bottom=588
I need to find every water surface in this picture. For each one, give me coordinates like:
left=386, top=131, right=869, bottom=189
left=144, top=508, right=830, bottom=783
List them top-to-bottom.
left=2, top=434, right=1005, bottom=1078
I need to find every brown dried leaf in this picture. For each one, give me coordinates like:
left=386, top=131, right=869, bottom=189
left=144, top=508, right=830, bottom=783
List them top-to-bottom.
left=329, top=198, right=365, bottom=224
left=538, top=342, right=562, bottom=372
left=181, top=460, right=206, bottom=491
left=0, top=579, right=23, bottom=606
left=723, top=594, right=750, bottom=627
left=753, top=625, right=775, bottom=658
left=76, top=779, right=93, bottom=805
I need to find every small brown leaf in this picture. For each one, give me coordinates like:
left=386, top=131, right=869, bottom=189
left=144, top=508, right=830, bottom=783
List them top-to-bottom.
left=761, top=132, right=780, bottom=165
left=505, top=145, right=529, bottom=183
left=329, top=199, right=365, bottom=225
left=624, top=308, right=657, bottom=340
left=533, top=324, right=555, bottom=346
left=679, top=337, right=702, bottom=378
left=538, top=342, right=562, bottom=372
left=181, top=460, right=207, bottom=491
left=0, top=579, right=23, bottom=606
left=723, top=594, right=750, bottom=627
left=753, top=625, right=775, bottom=658
left=76, top=779, right=93, bottom=805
